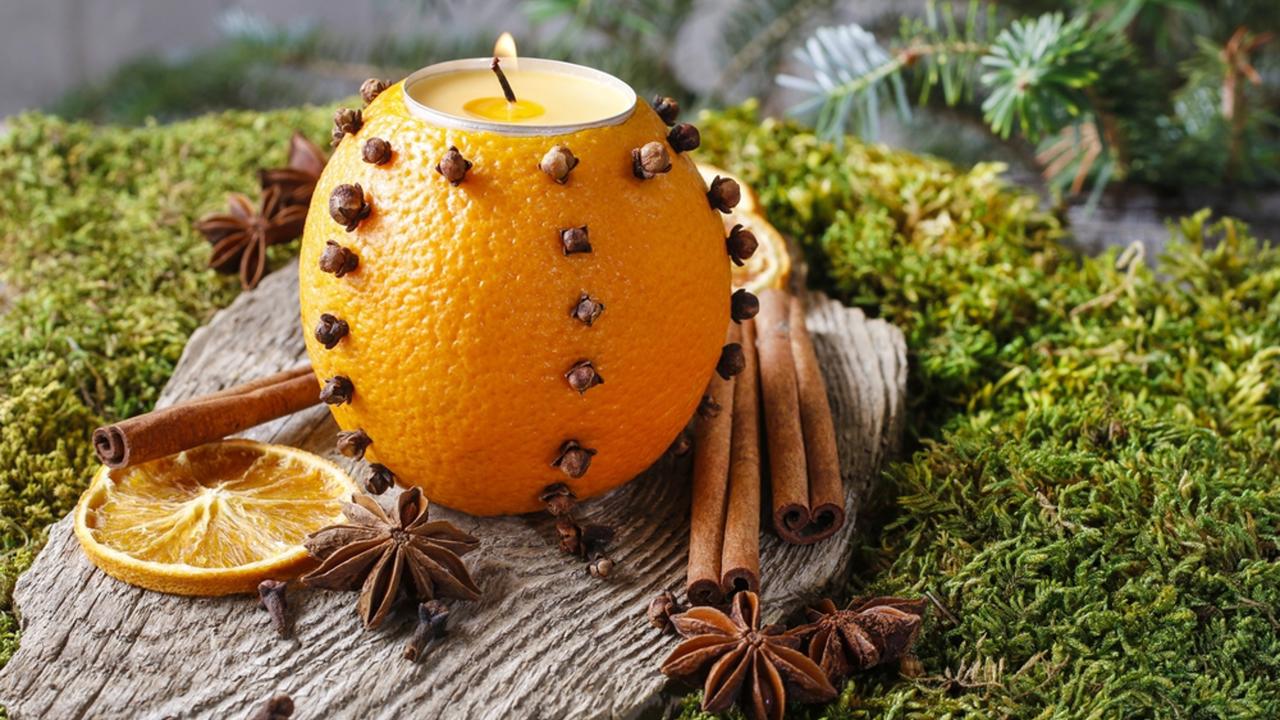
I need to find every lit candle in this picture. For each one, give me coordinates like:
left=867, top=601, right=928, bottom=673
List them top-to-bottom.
left=404, top=34, right=636, bottom=133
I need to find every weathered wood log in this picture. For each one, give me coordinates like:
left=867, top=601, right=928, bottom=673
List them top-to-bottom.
left=0, top=260, right=906, bottom=719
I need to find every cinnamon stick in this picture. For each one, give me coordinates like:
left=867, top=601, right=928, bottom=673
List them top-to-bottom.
left=756, top=289, right=810, bottom=542
left=790, top=296, right=845, bottom=543
left=720, top=319, right=761, bottom=595
left=686, top=325, right=738, bottom=606
left=92, top=366, right=320, bottom=468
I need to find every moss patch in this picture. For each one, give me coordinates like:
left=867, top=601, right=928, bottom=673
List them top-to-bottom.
left=2, top=102, right=1279, bottom=717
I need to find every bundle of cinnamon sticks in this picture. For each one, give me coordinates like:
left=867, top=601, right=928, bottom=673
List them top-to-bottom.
left=687, top=289, right=844, bottom=606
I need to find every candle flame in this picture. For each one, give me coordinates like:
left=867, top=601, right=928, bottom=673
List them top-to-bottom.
left=494, top=32, right=518, bottom=70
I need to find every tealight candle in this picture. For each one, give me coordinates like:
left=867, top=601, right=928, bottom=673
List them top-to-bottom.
left=403, top=36, right=636, bottom=134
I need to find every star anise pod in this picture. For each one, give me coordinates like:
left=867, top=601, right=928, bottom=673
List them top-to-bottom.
left=259, top=132, right=328, bottom=208
left=195, top=187, right=306, bottom=290
left=302, top=488, right=481, bottom=628
left=660, top=591, right=836, bottom=720
left=790, top=596, right=926, bottom=683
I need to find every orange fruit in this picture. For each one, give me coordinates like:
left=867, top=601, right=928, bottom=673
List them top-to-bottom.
left=299, top=83, right=732, bottom=515
left=74, top=440, right=357, bottom=595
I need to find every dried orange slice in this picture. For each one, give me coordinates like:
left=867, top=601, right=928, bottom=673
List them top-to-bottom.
left=697, top=163, right=791, bottom=294
left=74, top=439, right=357, bottom=596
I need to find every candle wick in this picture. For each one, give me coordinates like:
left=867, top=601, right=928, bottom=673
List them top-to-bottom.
left=490, top=57, right=518, bottom=104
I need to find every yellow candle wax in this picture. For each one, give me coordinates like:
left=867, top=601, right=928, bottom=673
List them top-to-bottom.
left=406, top=63, right=635, bottom=127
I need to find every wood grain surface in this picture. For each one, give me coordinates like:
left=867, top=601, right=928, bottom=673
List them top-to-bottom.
left=0, top=260, right=906, bottom=720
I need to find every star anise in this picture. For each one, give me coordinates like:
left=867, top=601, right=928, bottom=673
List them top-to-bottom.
left=259, top=132, right=328, bottom=208
left=195, top=187, right=306, bottom=290
left=302, top=488, right=481, bottom=628
left=660, top=591, right=836, bottom=720
left=790, top=596, right=926, bottom=683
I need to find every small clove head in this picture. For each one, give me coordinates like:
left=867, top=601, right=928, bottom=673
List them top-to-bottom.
left=360, top=78, right=389, bottom=106
left=651, top=95, right=680, bottom=126
left=331, top=107, right=363, bottom=146
left=667, top=123, right=700, bottom=153
left=361, top=137, right=392, bottom=165
left=632, top=141, right=672, bottom=179
left=539, top=145, right=579, bottom=184
left=436, top=146, right=472, bottom=185
left=707, top=175, right=741, bottom=213
left=328, top=183, right=370, bottom=232
left=726, top=224, right=758, bottom=266
left=560, top=225, right=592, bottom=255
left=318, top=240, right=359, bottom=277
left=730, top=289, right=760, bottom=323
left=570, top=293, right=605, bottom=326
left=314, top=313, right=350, bottom=349
left=716, top=343, right=746, bottom=380
left=565, top=360, right=605, bottom=395
left=319, top=375, right=354, bottom=405
left=697, top=394, right=722, bottom=419
left=336, top=428, right=372, bottom=460
left=667, top=430, right=693, bottom=457
left=552, top=440, right=597, bottom=479
left=365, top=463, right=396, bottom=494
left=540, top=482, right=577, bottom=517
left=556, top=518, right=583, bottom=556
left=588, top=556, right=615, bottom=579
left=257, top=579, right=289, bottom=638
left=648, top=590, right=684, bottom=632
left=403, top=600, right=450, bottom=662
left=248, top=693, right=294, bottom=720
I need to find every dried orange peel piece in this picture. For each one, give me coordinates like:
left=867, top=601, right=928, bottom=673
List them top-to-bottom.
left=74, top=439, right=357, bottom=596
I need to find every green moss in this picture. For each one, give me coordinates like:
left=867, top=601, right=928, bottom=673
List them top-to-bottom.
left=3, top=101, right=1279, bottom=718
left=696, top=103, right=1280, bottom=717
left=0, top=108, right=332, bottom=674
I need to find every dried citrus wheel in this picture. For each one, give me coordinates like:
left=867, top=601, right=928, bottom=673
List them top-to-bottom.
left=697, top=163, right=791, bottom=294
left=74, top=439, right=357, bottom=596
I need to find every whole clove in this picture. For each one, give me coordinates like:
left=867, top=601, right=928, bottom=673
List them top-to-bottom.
left=360, top=78, right=389, bottom=106
left=652, top=95, right=680, bottom=125
left=331, top=107, right=362, bottom=146
left=667, top=123, right=701, bottom=153
left=362, top=137, right=392, bottom=165
left=632, top=141, right=672, bottom=179
left=540, top=145, right=579, bottom=184
left=436, top=146, right=472, bottom=185
left=707, top=176, right=741, bottom=213
left=328, top=184, right=370, bottom=232
left=726, top=224, right=758, bottom=266
left=560, top=226, right=592, bottom=255
left=318, top=240, right=359, bottom=277
left=730, top=289, right=760, bottom=323
left=570, top=293, right=605, bottom=326
left=314, top=313, right=349, bottom=349
left=716, top=343, right=746, bottom=379
left=565, top=360, right=605, bottom=395
left=319, top=375, right=354, bottom=405
left=336, top=428, right=372, bottom=460
left=552, top=440, right=597, bottom=479
left=365, top=463, right=395, bottom=494
left=539, top=482, right=577, bottom=517
left=556, top=518, right=582, bottom=556
left=257, top=579, right=289, bottom=638
left=648, top=590, right=684, bottom=632
left=403, top=600, right=450, bottom=662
